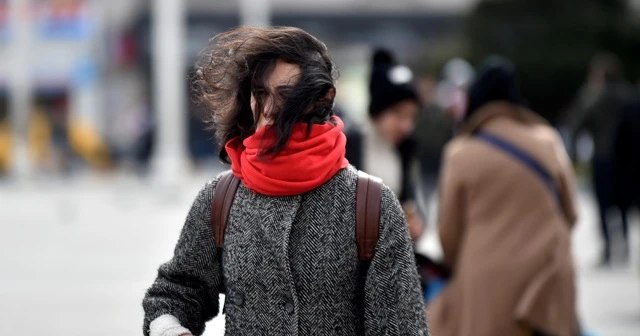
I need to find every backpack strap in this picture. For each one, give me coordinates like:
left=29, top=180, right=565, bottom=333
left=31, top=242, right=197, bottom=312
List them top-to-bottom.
left=475, top=131, right=562, bottom=208
left=210, top=170, right=383, bottom=262
left=356, top=171, right=383, bottom=261
left=211, top=172, right=240, bottom=248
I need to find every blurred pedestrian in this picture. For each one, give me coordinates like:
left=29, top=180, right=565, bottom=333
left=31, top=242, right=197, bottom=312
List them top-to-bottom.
left=142, top=27, right=428, bottom=336
left=345, top=48, right=425, bottom=241
left=571, top=52, right=637, bottom=264
left=430, top=57, right=579, bottom=336
left=413, top=75, right=455, bottom=179
left=613, top=94, right=640, bottom=219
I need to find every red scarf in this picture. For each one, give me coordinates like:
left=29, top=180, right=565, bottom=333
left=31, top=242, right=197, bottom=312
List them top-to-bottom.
left=225, top=116, right=349, bottom=196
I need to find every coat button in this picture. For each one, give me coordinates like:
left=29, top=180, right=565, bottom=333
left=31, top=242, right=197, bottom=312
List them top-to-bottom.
left=234, top=293, right=245, bottom=307
left=285, top=301, right=294, bottom=314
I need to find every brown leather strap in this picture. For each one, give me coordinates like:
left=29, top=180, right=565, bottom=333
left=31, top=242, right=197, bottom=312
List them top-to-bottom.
left=213, top=170, right=381, bottom=260
left=356, top=171, right=383, bottom=261
left=211, top=172, right=240, bottom=248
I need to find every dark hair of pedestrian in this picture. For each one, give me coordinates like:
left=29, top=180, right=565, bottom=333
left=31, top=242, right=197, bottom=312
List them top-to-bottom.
left=192, top=26, right=339, bottom=163
left=465, top=55, right=528, bottom=121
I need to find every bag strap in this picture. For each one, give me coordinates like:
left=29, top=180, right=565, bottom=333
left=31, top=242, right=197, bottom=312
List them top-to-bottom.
left=475, top=131, right=561, bottom=206
left=210, top=170, right=383, bottom=261
left=356, top=171, right=383, bottom=261
left=211, top=172, right=240, bottom=248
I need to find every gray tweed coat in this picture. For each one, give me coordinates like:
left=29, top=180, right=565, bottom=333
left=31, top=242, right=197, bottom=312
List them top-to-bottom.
left=142, top=167, right=428, bottom=336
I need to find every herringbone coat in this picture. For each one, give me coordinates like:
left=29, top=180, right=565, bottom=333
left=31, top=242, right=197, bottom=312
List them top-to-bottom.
left=142, top=167, right=428, bottom=336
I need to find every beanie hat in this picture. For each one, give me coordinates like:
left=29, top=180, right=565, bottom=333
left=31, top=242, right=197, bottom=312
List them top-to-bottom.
left=368, top=48, right=420, bottom=118
left=465, top=56, right=528, bottom=120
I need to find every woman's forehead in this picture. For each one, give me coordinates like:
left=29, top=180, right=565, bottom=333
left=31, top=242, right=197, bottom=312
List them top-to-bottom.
left=268, top=60, right=301, bottom=88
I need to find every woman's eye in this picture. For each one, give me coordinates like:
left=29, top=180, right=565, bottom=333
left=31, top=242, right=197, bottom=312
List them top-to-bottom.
left=278, top=90, right=291, bottom=99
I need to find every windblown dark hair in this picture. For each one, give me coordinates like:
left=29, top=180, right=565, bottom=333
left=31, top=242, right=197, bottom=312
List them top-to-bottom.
left=192, top=26, right=339, bottom=163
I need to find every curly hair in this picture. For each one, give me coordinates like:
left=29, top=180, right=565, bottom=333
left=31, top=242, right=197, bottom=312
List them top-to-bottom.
left=192, top=26, right=339, bottom=163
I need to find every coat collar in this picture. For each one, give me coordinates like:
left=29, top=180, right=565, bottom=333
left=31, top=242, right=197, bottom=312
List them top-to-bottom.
left=457, top=101, right=550, bottom=136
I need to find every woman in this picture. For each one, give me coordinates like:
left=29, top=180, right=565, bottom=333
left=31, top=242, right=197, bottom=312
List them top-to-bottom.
left=142, top=27, right=428, bottom=336
left=345, top=49, right=425, bottom=241
left=429, top=57, right=578, bottom=336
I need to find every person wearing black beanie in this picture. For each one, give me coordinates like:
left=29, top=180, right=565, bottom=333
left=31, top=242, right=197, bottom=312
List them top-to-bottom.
left=345, top=48, right=424, bottom=241
left=369, top=49, right=422, bottom=122
left=430, top=56, right=579, bottom=336
left=464, top=56, right=529, bottom=121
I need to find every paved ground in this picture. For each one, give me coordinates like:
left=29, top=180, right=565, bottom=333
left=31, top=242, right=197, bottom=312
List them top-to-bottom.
left=0, top=172, right=638, bottom=336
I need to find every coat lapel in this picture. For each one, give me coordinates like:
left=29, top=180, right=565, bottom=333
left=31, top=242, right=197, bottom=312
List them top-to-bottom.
left=259, top=195, right=302, bottom=251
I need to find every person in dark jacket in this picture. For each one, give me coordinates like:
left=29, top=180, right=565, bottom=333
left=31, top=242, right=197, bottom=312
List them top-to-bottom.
left=142, top=27, right=428, bottom=336
left=345, top=48, right=425, bottom=241
left=571, top=53, right=638, bottom=264
left=613, top=94, right=640, bottom=224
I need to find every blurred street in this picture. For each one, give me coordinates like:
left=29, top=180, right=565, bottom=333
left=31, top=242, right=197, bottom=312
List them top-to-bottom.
left=1, top=172, right=638, bottom=336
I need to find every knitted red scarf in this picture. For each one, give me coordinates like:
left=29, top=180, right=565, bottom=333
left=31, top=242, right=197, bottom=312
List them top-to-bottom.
left=225, top=116, right=349, bottom=196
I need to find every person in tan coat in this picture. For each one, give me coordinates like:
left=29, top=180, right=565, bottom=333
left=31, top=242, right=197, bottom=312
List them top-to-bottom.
left=429, top=57, right=579, bottom=336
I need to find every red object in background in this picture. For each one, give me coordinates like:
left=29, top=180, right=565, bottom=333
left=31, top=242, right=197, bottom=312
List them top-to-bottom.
left=49, top=0, right=82, bottom=20
left=0, top=1, right=8, bottom=31
left=0, top=1, right=6, bottom=19
left=115, top=31, right=139, bottom=67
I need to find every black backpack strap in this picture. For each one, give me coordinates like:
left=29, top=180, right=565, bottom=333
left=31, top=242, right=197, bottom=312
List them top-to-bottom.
left=211, top=172, right=240, bottom=248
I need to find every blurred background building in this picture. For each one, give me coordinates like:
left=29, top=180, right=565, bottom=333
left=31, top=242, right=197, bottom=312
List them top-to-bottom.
left=0, top=0, right=481, bottom=180
left=2, top=0, right=640, bottom=179
left=3, top=0, right=640, bottom=180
